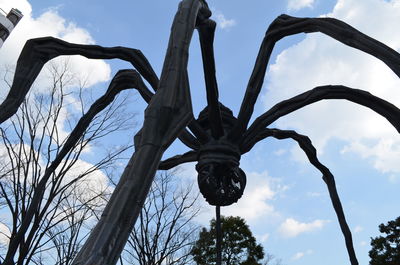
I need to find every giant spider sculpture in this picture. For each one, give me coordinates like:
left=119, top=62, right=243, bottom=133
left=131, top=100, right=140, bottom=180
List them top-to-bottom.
left=1, top=0, right=400, bottom=265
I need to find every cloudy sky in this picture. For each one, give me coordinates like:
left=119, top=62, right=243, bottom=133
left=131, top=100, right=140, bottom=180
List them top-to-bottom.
left=1, top=0, right=400, bottom=264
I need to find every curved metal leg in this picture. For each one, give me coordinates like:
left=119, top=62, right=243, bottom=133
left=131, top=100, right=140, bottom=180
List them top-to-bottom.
left=72, top=1, right=211, bottom=264
left=230, top=15, right=400, bottom=141
left=197, top=19, right=224, bottom=138
left=0, top=36, right=201, bottom=150
left=0, top=37, right=159, bottom=125
left=244, top=85, right=400, bottom=141
left=242, top=128, right=358, bottom=265
left=159, top=150, right=198, bottom=170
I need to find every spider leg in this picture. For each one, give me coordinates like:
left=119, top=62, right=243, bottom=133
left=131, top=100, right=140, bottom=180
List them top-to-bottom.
left=73, top=1, right=211, bottom=264
left=230, top=15, right=400, bottom=141
left=197, top=18, right=224, bottom=138
left=0, top=37, right=159, bottom=124
left=0, top=37, right=201, bottom=150
left=2, top=69, right=147, bottom=265
left=119, top=70, right=153, bottom=103
left=182, top=70, right=211, bottom=144
left=132, top=71, right=203, bottom=150
left=133, top=72, right=204, bottom=150
left=242, top=83, right=400, bottom=264
left=244, top=85, right=400, bottom=142
left=181, top=124, right=203, bottom=149
left=242, top=128, right=358, bottom=265
left=158, top=150, right=198, bottom=170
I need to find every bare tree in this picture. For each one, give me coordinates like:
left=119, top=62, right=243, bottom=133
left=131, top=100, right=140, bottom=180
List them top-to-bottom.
left=0, top=60, right=136, bottom=265
left=121, top=170, right=201, bottom=265
left=263, top=254, right=284, bottom=265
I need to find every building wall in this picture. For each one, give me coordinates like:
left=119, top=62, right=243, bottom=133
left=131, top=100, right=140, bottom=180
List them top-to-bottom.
left=0, top=9, right=22, bottom=48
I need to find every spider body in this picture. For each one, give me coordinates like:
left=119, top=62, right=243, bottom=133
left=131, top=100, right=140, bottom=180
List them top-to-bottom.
left=1, top=0, right=400, bottom=264
left=195, top=103, right=246, bottom=206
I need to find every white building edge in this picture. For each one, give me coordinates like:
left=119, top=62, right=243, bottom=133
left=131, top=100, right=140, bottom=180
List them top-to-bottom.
left=0, top=8, right=23, bottom=48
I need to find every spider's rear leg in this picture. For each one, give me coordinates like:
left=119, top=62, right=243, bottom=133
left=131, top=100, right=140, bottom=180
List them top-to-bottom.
left=266, top=15, right=400, bottom=75
left=241, top=83, right=400, bottom=265
left=241, top=85, right=400, bottom=265
left=245, top=85, right=400, bottom=140
left=241, top=128, right=358, bottom=265
left=158, top=150, right=198, bottom=170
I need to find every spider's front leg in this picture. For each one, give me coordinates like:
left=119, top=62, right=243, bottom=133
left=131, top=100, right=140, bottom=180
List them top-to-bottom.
left=72, top=1, right=211, bottom=264
left=230, top=14, right=400, bottom=141
left=267, top=15, right=400, bottom=75
left=159, top=17, right=233, bottom=175
left=0, top=35, right=201, bottom=150
left=0, top=37, right=159, bottom=124
left=2, top=69, right=149, bottom=265
left=241, top=128, right=357, bottom=265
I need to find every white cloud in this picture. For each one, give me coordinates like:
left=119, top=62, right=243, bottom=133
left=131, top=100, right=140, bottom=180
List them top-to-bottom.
left=0, top=0, right=111, bottom=93
left=0, top=0, right=113, bottom=153
left=0, top=0, right=114, bottom=230
left=0, top=0, right=32, bottom=16
left=263, top=0, right=400, bottom=175
left=287, top=0, right=315, bottom=11
left=213, top=11, right=236, bottom=30
left=342, top=139, right=400, bottom=177
left=0, top=142, right=111, bottom=227
left=0, top=142, right=110, bottom=203
left=290, top=143, right=311, bottom=163
left=274, top=148, right=287, bottom=156
left=59, top=159, right=111, bottom=201
left=175, top=163, right=214, bottom=224
left=176, top=165, right=282, bottom=224
left=222, top=170, right=278, bottom=222
left=389, top=174, right=400, bottom=183
left=306, top=191, right=323, bottom=197
left=279, top=218, right=329, bottom=237
left=0, top=222, right=10, bottom=246
left=354, top=225, right=363, bottom=233
left=259, top=232, right=270, bottom=242
left=360, top=241, right=368, bottom=246
left=291, top=249, right=313, bottom=260
left=292, top=252, right=305, bottom=260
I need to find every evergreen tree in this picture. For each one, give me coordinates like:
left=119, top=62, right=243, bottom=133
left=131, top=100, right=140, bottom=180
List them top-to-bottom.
left=191, top=216, right=264, bottom=265
left=369, top=216, right=400, bottom=265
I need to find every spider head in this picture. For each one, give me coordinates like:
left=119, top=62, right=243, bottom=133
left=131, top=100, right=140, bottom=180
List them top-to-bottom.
left=195, top=139, right=246, bottom=206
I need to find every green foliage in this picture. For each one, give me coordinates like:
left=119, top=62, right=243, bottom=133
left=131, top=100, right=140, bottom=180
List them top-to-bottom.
left=191, top=216, right=264, bottom=265
left=369, top=216, right=400, bottom=265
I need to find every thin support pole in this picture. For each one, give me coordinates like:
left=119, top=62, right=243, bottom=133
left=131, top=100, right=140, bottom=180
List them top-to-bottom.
left=216, top=206, right=222, bottom=265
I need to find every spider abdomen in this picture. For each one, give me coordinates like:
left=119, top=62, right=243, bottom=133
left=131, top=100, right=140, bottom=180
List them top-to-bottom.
left=196, top=139, right=246, bottom=206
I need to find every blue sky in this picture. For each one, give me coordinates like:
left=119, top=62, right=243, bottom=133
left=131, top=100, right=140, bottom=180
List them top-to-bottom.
left=1, top=0, right=400, bottom=264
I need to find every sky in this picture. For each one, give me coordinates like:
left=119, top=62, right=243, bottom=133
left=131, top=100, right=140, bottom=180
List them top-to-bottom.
left=1, top=0, right=400, bottom=264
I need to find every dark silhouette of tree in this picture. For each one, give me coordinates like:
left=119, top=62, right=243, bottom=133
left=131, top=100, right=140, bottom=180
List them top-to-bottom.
left=0, top=61, right=135, bottom=265
left=122, top=171, right=201, bottom=265
left=191, top=216, right=264, bottom=265
left=369, top=216, right=400, bottom=265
